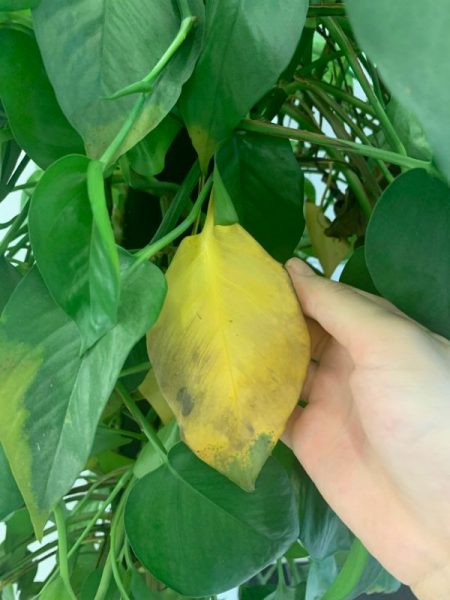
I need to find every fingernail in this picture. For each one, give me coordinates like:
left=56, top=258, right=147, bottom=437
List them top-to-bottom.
left=285, top=258, right=314, bottom=276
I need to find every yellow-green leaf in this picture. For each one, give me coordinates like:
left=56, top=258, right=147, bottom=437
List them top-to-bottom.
left=305, top=202, right=351, bottom=277
left=147, top=208, right=310, bottom=491
left=139, top=369, right=174, bottom=425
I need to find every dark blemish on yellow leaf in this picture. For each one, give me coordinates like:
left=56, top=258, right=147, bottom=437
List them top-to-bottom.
left=176, top=387, right=194, bottom=417
left=245, top=421, right=255, bottom=435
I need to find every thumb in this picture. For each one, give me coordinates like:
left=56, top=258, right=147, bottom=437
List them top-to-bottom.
left=285, top=258, right=398, bottom=355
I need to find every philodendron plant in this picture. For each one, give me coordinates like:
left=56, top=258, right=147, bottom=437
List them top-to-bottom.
left=0, top=1, right=449, bottom=599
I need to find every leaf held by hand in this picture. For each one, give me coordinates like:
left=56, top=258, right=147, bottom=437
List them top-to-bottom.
left=147, top=207, right=310, bottom=490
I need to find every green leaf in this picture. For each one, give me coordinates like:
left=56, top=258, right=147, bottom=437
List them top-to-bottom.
left=0, top=0, right=39, bottom=10
left=32, top=0, right=205, bottom=160
left=180, top=0, right=309, bottom=171
left=345, top=0, right=450, bottom=178
left=0, top=27, right=83, bottom=168
left=127, top=114, right=182, bottom=178
left=215, top=132, right=305, bottom=262
left=29, top=155, right=121, bottom=350
left=365, top=169, right=450, bottom=338
left=339, top=246, right=378, bottom=296
left=0, top=252, right=166, bottom=536
left=0, top=257, right=21, bottom=313
left=125, top=443, right=299, bottom=596
left=0, top=445, right=23, bottom=519
left=297, top=471, right=399, bottom=599
left=80, top=569, right=120, bottom=600
left=39, top=577, right=73, bottom=600
left=240, top=585, right=277, bottom=600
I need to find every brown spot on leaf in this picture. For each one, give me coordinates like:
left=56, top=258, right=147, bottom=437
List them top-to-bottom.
left=176, top=387, right=194, bottom=417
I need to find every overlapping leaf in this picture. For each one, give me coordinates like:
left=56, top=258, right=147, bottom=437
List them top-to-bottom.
left=32, top=0, right=205, bottom=160
left=180, top=0, right=309, bottom=170
left=346, top=0, right=449, bottom=177
left=0, top=28, right=83, bottom=168
left=215, top=132, right=305, bottom=262
left=29, top=155, right=120, bottom=350
left=366, top=169, right=450, bottom=337
left=147, top=207, right=310, bottom=491
left=0, top=252, right=166, bottom=535
left=125, top=443, right=299, bottom=596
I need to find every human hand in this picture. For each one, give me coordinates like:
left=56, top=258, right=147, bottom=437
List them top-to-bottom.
left=283, top=258, right=450, bottom=600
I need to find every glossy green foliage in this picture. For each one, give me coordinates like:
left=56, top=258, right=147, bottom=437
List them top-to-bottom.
left=0, top=0, right=39, bottom=10
left=32, top=0, right=204, bottom=160
left=180, top=0, right=309, bottom=170
left=346, top=0, right=450, bottom=179
left=0, top=28, right=83, bottom=167
left=128, top=114, right=182, bottom=178
left=215, top=132, right=305, bottom=262
left=29, top=155, right=120, bottom=349
left=366, top=169, right=450, bottom=338
left=339, top=247, right=378, bottom=296
left=0, top=254, right=166, bottom=535
left=0, top=256, right=21, bottom=311
left=0, top=259, right=23, bottom=521
left=125, top=443, right=299, bottom=596
left=0, top=445, right=23, bottom=519
left=297, top=470, right=400, bottom=599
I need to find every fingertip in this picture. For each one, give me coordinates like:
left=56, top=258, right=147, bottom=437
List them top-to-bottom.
left=285, top=258, right=315, bottom=277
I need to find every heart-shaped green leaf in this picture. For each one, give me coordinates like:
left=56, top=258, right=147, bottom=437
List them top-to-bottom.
left=366, top=169, right=450, bottom=338
left=125, top=443, right=299, bottom=596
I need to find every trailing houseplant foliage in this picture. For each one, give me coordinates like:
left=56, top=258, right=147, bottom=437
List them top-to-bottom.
left=0, top=0, right=449, bottom=598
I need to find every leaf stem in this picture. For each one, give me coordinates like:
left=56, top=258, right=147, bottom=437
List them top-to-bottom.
left=99, top=14, right=195, bottom=168
left=322, top=18, right=406, bottom=157
left=239, top=119, right=434, bottom=173
left=150, top=160, right=201, bottom=243
left=132, top=174, right=212, bottom=267
left=0, top=199, right=29, bottom=256
left=119, top=361, right=151, bottom=378
left=116, top=382, right=168, bottom=462
left=54, top=502, right=77, bottom=600
left=321, top=538, right=369, bottom=600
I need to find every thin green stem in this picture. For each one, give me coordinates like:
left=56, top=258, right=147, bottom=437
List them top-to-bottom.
left=307, top=3, right=345, bottom=17
left=99, top=15, right=195, bottom=168
left=323, top=18, right=406, bottom=157
left=285, top=78, right=376, bottom=117
left=100, top=95, right=146, bottom=168
left=239, top=119, right=434, bottom=173
left=0, top=154, right=30, bottom=202
left=151, top=160, right=201, bottom=243
left=132, top=174, right=212, bottom=268
left=0, top=200, right=29, bottom=256
left=119, top=361, right=150, bottom=378
left=116, top=382, right=167, bottom=461
left=37, top=470, right=131, bottom=596
left=68, top=470, right=132, bottom=559
left=109, top=483, right=133, bottom=600
left=54, top=503, right=78, bottom=600
left=321, top=538, right=369, bottom=600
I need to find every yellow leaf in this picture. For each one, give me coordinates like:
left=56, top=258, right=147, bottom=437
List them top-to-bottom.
left=305, top=202, right=351, bottom=277
left=147, top=207, right=310, bottom=491
left=139, top=369, right=174, bottom=425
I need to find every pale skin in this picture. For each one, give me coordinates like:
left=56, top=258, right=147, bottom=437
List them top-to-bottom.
left=284, top=258, right=450, bottom=600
